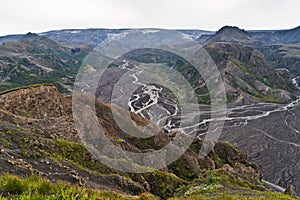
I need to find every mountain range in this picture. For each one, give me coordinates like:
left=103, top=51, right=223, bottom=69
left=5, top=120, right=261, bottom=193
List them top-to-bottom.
left=0, top=25, right=299, bottom=199
left=0, top=26, right=299, bottom=104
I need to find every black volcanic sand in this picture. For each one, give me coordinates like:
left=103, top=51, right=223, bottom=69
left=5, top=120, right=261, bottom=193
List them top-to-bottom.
left=220, top=105, right=300, bottom=194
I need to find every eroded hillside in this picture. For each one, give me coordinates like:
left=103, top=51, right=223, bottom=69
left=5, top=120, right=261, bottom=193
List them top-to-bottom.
left=0, top=85, right=297, bottom=199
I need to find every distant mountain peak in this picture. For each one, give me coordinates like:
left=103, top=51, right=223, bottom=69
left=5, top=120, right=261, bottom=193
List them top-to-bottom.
left=199, top=25, right=259, bottom=45
left=214, top=26, right=250, bottom=39
left=217, top=26, right=247, bottom=34
left=19, top=32, right=42, bottom=42
left=25, top=32, right=36, bottom=36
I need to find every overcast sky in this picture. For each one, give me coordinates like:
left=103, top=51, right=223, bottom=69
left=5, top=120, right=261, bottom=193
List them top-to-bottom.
left=0, top=0, right=299, bottom=36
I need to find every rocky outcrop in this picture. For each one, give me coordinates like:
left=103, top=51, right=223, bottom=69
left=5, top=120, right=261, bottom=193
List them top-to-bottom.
left=0, top=85, right=71, bottom=119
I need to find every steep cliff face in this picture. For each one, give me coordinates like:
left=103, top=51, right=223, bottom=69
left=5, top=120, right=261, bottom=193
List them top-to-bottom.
left=0, top=85, right=296, bottom=199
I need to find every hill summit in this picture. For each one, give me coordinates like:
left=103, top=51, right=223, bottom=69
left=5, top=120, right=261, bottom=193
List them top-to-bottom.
left=199, top=26, right=260, bottom=45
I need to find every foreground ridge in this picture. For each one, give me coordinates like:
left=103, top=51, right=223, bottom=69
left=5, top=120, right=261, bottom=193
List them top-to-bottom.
left=0, top=85, right=297, bottom=199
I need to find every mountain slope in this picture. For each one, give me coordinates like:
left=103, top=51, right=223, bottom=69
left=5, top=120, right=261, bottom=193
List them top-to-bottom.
left=251, top=26, right=300, bottom=45
left=2, top=30, right=296, bottom=106
left=0, top=33, right=92, bottom=92
left=0, top=34, right=23, bottom=45
left=204, top=42, right=297, bottom=104
left=258, top=43, right=300, bottom=77
left=98, top=44, right=296, bottom=106
left=0, top=85, right=295, bottom=199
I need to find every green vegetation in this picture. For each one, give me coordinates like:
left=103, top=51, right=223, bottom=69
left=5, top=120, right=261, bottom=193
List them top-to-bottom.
left=0, top=37, right=92, bottom=94
left=231, top=58, right=249, bottom=74
left=0, top=82, right=22, bottom=93
left=0, top=84, right=54, bottom=95
left=226, top=93, right=235, bottom=104
left=260, top=94, right=282, bottom=103
left=0, top=120, right=297, bottom=200
left=5, top=130, right=14, bottom=136
left=115, top=138, right=126, bottom=143
left=49, top=139, right=115, bottom=175
left=213, top=154, right=226, bottom=168
left=170, top=157, right=199, bottom=181
left=142, top=170, right=186, bottom=199
left=172, top=170, right=296, bottom=200
left=0, top=172, right=295, bottom=200
left=0, top=174, right=149, bottom=200
left=183, top=184, right=224, bottom=196
left=170, top=191, right=296, bottom=200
